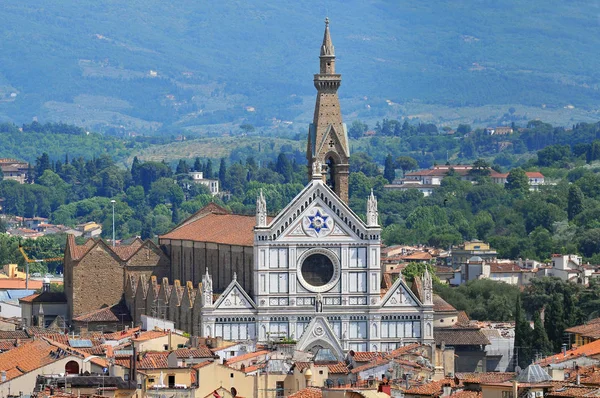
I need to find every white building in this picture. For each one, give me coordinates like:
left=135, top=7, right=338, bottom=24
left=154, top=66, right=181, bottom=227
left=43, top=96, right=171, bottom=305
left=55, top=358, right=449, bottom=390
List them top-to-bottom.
left=188, top=171, right=219, bottom=195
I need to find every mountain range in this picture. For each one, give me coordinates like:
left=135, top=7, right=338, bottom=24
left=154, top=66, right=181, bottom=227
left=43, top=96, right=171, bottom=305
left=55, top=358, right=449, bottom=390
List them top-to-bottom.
left=1, top=1, right=599, bottom=132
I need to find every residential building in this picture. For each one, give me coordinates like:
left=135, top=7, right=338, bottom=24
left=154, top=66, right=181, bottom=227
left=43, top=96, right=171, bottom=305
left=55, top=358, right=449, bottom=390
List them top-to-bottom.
left=0, top=158, right=29, bottom=184
left=384, top=165, right=545, bottom=196
left=188, top=171, right=219, bottom=195
left=75, top=221, right=102, bottom=238
left=451, top=241, right=498, bottom=268
left=19, top=280, right=68, bottom=328
left=565, top=317, right=600, bottom=347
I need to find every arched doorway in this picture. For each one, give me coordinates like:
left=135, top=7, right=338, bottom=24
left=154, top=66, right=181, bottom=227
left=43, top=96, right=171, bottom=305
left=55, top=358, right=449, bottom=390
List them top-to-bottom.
left=65, top=360, right=79, bottom=375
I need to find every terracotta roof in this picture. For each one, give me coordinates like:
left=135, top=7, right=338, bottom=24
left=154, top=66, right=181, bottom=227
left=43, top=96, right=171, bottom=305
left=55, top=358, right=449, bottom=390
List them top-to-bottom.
left=160, top=212, right=264, bottom=246
left=67, top=235, right=154, bottom=262
left=403, top=252, right=433, bottom=261
left=489, top=262, right=529, bottom=273
left=435, top=265, right=454, bottom=273
left=0, top=278, right=43, bottom=290
left=19, top=291, right=66, bottom=303
left=433, top=295, right=457, bottom=313
left=72, top=301, right=132, bottom=323
left=457, top=311, right=471, bottom=325
left=565, top=317, right=600, bottom=340
left=103, top=327, right=141, bottom=340
left=434, top=328, right=490, bottom=346
left=0, top=330, right=29, bottom=340
left=131, top=330, right=169, bottom=342
left=0, top=339, right=79, bottom=382
left=538, top=339, right=600, bottom=366
left=0, top=340, right=31, bottom=351
left=387, top=343, right=421, bottom=359
left=173, top=347, right=214, bottom=358
left=226, top=350, right=269, bottom=364
left=115, top=351, right=169, bottom=369
left=353, top=351, right=380, bottom=362
left=351, top=357, right=406, bottom=374
left=192, top=360, right=214, bottom=370
left=326, top=361, right=349, bottom=374
left=580, top=371, right=600, bottom=386
left=457, top=372, right=515, bottom=384
left=404, top=378, right=460, bottom=396
left=547, top=386, right=600, bottom=397
left=288, top=387, right=323, bottom=398
left=450, top=392, right=482, bottom=398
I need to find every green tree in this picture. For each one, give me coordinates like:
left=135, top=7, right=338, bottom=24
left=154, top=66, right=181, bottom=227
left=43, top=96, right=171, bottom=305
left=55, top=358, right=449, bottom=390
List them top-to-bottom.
left=348, top=120, right=369, bottom=138
left=240, top=124, right=255, bottom=134
left=383, top=154, right=396, bottom=183
left=395, top=156, right=419, bottom=176
left=218, top=158, right=227, bottom=185
left=205, top=159, right=214, bottom=179
left=505, top=168, right=529, bottom=196
left=567, top=185, right=584, bottom=221
left=545, top=293, right=566, bottom=352
left=514, top=294, right=533, bottom=369
left=531, top=310, right=552, bottom=359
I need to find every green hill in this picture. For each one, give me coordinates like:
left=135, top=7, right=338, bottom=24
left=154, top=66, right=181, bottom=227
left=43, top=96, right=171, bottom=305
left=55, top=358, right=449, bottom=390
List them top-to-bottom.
left=1, top=1, right=599, bottom=131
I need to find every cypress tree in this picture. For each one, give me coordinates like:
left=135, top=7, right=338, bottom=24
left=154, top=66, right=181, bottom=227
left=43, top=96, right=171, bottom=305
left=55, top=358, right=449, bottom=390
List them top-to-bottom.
left=383, top=154, right=396, bottom=183
left=218, top=158, right=227, bottom=187
left=205, top=159, right=213, bottom=179
left=567, top=185, right=584, bottom=221
left=545, top=293, right=566, bottom=352
left=514, top=294, right=532, bottom=369
left=531, top=310, right=552, bottom=360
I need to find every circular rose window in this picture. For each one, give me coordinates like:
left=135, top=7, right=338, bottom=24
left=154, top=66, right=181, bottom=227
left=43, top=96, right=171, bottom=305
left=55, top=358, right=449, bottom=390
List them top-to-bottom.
left=297, top=249, right=340, bottom=292
left=302, top=253, right=334, bottom=287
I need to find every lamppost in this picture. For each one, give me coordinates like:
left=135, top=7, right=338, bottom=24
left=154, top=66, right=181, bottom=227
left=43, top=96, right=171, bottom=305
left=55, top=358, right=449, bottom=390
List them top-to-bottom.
left=111, top=200, right=116, bottom=247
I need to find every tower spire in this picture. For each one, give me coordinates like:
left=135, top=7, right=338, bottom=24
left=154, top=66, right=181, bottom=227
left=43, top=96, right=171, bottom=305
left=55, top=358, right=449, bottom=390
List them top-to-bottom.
left=307, top=17, right=350, bottom=203
left=321, top=17, right=334, bottom=57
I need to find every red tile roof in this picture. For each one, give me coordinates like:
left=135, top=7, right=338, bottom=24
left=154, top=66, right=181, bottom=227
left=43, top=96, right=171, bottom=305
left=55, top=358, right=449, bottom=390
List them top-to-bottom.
left=161, top=212, right=262, bottom=246
left=403, top=252, right=433, bottom=261
left=0, top=278, right=43, bottom=290
left=19, top=292, right=66, bottom=303
left=433, top=295, right=457, bottom=312
left=72, top=301, right=132, bottom=323
left=565, top=317, right=600, bottom=340
left=434, top=328, right=490, bottom=346
left=131, top=330, right=169, bottom=342
left=0, top=339, right=80, bottom=382
left=538, top=339, right=600, bottom=366
left=173, top=347, right=214, bottom=358
left=226, top=350, right=269, bottom=364
left=352, top=351, right=379, bottom=362
left=326, top=362, right=349, bottom=374
left=457, top=372, right=515, bottom=383
left=404, top=378, right=460, bottom=396
left=547, top=386, right=600, bottom=397
left=288, top=387, right=323, bottom=398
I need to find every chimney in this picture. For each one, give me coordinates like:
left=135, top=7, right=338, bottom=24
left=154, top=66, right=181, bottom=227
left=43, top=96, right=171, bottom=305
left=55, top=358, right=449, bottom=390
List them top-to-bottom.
left=562, top=344, right=567, bottom=357
left=378, top=382, right=391, bottom=396
left=442, top=383, right=452, bottom=397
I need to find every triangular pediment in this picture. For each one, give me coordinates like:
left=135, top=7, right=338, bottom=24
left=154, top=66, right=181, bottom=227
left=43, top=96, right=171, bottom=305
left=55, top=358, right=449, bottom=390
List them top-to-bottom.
left=316, top=124, right=349, bottom=159
left=266, top=180, right=375, bottom=242
left=280, top=203, right=354, bottom=241
left=381, top=277, right=422, bottom=308
left=213, top=279, right=256, bottom=310
left=296, top=316, right=344, bottom=360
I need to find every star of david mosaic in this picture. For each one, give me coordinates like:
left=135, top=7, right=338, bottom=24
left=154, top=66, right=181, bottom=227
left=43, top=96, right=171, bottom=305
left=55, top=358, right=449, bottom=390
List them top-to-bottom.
left=302, top=208, right=334, bottom=237
left=308, top=210, right=329, bottom=233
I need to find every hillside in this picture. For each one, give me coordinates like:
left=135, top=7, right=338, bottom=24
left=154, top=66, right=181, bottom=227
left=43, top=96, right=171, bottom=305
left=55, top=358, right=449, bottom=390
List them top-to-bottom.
left=1, top=1, right=599, bottom=132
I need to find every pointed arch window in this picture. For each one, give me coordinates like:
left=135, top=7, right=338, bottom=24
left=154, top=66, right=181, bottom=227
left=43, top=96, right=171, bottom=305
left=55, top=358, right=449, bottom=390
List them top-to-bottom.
left=326, top=157, right=336, bottom=191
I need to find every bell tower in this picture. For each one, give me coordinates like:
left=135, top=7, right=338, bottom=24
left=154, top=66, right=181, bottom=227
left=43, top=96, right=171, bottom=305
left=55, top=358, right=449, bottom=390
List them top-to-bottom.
left=307, top=17, right=350, bottom=203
